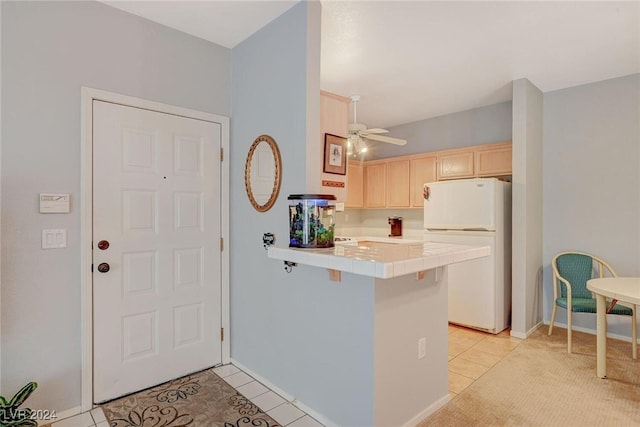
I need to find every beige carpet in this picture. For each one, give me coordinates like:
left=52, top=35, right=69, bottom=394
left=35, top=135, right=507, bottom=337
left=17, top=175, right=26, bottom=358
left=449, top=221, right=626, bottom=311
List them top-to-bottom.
left=420, top=327, right=640, bottom=426
left=100, top=368, right=281, bottom=427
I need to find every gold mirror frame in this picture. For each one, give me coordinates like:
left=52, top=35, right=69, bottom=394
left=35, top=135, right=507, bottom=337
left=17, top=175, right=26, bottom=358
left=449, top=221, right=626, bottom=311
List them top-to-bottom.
left=244, top=135, right=282, bottom=212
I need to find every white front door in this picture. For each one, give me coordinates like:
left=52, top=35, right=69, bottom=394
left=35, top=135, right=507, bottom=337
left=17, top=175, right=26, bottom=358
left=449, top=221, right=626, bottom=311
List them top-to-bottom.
left=92, top=100, right=222, bottom=402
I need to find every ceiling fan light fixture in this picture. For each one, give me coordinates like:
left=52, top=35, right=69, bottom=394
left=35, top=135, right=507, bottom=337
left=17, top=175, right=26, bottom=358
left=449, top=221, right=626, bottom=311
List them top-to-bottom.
left=348, top=94, right=407, bottom=151
left=354, top=137, right=367, bottom=154
left=346, top=138, right=354, bottom=156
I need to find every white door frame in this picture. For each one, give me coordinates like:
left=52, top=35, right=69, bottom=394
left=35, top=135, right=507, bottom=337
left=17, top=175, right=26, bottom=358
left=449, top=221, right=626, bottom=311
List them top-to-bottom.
left=80, top=87, right=230, bottom=411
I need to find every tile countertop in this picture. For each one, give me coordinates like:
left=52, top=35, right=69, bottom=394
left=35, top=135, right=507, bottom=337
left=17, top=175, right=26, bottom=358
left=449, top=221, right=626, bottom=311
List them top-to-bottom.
left=267, top=236, right=490, bottom=279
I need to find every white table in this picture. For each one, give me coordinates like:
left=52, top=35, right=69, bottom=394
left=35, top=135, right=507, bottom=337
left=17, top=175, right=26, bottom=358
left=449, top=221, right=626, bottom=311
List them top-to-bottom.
left=586, top=277, right=639, bottom=378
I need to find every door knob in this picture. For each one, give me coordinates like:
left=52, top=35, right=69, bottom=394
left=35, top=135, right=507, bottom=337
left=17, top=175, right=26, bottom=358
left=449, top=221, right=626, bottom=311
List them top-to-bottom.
left=97, top=240, right=110, bottom=250
left=97, top=263, right=110, bottom=273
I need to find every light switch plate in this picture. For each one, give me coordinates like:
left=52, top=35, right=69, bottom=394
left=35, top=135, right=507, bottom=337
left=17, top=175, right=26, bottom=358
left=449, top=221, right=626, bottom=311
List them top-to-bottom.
left=40, top=193, right=71, bottom=213
left=42, top=229, right=67, bottom=249
left=418, top=337, right=426, bottom=359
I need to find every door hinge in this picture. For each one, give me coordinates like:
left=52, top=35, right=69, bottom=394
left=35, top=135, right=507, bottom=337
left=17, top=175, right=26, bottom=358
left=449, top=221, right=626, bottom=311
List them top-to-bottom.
left=220, top=147, right=224, bottom=162
left=220, top=237, right=224, bottom=251
left=91, top=264, right=94, bottom=272
left=221, top=327, right=224, bottom=341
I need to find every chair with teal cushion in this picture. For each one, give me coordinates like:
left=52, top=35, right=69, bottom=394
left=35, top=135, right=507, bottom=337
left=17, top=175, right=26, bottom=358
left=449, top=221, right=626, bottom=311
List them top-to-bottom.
left=548, top=251, right=637, bottom=356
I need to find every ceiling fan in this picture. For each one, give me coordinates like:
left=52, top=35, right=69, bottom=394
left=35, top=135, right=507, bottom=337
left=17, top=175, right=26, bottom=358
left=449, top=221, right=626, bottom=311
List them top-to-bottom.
left=348, top=95, right=407, bottom=156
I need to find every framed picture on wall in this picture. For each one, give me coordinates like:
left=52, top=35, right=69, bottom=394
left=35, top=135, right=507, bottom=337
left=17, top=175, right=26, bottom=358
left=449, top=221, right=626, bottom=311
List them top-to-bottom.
left=323, top=133, right=347, bottom=175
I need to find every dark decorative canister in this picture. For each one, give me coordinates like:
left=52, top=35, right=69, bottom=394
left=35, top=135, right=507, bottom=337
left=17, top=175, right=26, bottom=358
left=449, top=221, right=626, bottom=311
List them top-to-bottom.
left=288, top=194, right=336, bottom=248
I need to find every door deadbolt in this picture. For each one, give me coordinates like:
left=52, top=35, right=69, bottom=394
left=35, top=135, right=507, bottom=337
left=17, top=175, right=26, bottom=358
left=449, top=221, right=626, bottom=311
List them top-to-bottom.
left=97, top=240, right=110, bottom=250
left=97, top=263, right=110, bottom=273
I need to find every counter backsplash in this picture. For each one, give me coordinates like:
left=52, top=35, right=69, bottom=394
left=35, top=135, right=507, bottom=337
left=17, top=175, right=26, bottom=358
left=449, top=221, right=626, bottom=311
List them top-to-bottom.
left=335, top=208, right=424, bottom=239
left=336, top=226, right=426, bottom=240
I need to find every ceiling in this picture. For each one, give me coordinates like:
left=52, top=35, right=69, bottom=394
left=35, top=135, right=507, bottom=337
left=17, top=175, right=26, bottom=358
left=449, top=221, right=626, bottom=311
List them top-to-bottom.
left=102, top=1, right=639, bottom=129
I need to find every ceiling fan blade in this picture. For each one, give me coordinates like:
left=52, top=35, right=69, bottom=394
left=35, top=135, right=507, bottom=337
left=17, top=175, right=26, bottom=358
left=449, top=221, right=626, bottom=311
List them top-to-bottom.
left=360, top=128, right=388, bottom=135
left=365, top=134, right=407, bottom=146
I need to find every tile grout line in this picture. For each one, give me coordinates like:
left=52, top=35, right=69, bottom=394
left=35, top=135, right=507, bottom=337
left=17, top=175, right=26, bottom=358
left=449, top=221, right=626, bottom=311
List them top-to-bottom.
left=448, top=328, right=522, bottom=394
left=448, top=331, right=521, bottom=395
left=222, top=369, right=320, bottom=426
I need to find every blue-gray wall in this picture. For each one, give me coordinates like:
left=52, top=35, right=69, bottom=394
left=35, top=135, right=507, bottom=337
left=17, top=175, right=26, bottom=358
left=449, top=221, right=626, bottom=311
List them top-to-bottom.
left=1, top=0, right=230, bottom=412
left=2, top=0, right=637, bottom=418
left=230, top=3, right=374, bottom=425
left=542, top=74, right=640, bottom=337
left=347, top=75, right=640, bottom=342
left=511, top=78, right=544, bottom=338
left=338, top=101, right=513, bottom=240
left=369, top=101, right=512, bottom=159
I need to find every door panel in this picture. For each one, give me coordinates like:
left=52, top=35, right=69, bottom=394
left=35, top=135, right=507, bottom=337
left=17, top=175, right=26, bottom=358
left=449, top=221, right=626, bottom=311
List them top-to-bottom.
left=92, top=100, right=222, bottom=403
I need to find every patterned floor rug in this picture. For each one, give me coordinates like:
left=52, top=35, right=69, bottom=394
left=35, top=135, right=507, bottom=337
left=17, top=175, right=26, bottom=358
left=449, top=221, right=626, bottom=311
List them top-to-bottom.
left=100, top=368, right=281, bottom=427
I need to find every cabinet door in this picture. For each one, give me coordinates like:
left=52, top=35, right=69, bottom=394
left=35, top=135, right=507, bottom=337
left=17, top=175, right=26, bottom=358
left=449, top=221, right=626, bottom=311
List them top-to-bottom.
left=476, top=145, right=512, bottom=177
left=437, top=150, right=474, bottom=180
left=410, top=156, right=437, bottom=207
left=386, top=159, right=410, bottom=207
left=346, top=160, right=364, bottom=208
left=364, top=163, right=386, bottom=208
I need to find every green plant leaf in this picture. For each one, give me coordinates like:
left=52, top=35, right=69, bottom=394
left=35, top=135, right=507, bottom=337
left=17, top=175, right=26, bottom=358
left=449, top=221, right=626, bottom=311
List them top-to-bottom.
left=8, top=382, right=38, bottom=408
left=3, top=418, right=38, bottom=427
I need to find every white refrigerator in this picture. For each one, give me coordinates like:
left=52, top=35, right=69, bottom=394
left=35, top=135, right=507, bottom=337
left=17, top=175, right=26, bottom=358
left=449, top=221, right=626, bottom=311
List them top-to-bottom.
left=423, top=178, right=511, bottom=334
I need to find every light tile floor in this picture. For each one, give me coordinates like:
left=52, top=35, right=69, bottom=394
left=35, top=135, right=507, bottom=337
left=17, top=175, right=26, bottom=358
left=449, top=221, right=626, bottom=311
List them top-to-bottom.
left=447, top=323, right=522, bottom=396
left=51, top=324, right=520, bottom=426
left=211, top=364, right=322, bottom=427
left=49, top=407, right=107, bottom=427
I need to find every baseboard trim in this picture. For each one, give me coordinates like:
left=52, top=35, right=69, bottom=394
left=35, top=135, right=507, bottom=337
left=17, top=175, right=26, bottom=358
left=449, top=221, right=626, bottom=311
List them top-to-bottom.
left=544, top=320, right=639, bottom=344
left=510, top=321, right=543, bottom=339
left=229, top=358, right=338, bottom=427
left=402, top=393, right=451, bottom=427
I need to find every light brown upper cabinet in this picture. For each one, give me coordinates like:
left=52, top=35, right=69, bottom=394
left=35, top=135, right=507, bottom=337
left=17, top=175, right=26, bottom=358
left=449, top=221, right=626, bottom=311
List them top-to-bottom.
left=347, top=141, right=511, bottom=209
left=475, top=142, right=512, bottom=177
left=437, top=149, right=475, bottom=180
left=410, top=155, right=437, bottom=207
left=346, top=159, right=364, bottom=208
left=386, top=159, right=410, bottom=207
left=364, top=162, right=387, bottom=208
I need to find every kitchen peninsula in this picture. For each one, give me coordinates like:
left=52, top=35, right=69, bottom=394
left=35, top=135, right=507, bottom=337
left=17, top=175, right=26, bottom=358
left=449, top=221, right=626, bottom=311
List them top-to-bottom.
left=268, top=237, right=489, bottom=426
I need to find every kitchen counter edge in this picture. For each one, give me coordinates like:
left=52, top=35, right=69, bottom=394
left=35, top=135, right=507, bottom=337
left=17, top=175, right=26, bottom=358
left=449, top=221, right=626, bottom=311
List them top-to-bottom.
left=267, top=240, right=490, bottom=279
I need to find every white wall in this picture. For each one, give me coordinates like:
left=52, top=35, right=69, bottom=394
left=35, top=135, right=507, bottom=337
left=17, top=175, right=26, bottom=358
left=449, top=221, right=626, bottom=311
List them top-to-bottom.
left=1, top=1, right=230, bottom=412
left=230, top=3, right=375, bottom=425
left=542, top=74, right=640, bottom=338
left=511, top=78, right=544, bottom=338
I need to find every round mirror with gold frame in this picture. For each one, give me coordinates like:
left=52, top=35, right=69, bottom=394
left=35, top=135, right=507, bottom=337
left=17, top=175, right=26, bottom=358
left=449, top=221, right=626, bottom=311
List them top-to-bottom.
left=244, top=135, right=282, bottom=212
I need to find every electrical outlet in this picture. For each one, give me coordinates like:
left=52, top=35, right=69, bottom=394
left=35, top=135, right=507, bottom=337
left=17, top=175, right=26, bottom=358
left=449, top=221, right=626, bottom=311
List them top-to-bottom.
left=418, top=337, right=426, bottom=359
